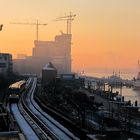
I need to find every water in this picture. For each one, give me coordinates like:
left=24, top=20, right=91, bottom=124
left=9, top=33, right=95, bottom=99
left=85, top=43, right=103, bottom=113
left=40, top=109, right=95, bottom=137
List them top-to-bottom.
left=86, top=72, right=140, bottom=105
left=86, top=72, right=136, bottom=80
left=113, top=86, right=140, bottom=105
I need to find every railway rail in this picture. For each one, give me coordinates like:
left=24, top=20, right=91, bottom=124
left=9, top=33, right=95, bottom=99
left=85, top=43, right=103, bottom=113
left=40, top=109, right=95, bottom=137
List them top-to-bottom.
left=10, top=76, right=79, bottom=140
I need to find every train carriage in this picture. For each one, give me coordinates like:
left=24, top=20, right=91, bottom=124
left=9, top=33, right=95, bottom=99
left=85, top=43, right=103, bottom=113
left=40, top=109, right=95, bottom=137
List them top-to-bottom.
left=8, top=80, right=26, bottom=103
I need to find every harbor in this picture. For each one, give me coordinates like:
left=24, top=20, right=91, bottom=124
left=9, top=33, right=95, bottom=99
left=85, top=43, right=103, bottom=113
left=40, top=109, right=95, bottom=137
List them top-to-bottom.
left=83, top=72, right=140, bottom=105
left=82, top=73, right=140, bottom=138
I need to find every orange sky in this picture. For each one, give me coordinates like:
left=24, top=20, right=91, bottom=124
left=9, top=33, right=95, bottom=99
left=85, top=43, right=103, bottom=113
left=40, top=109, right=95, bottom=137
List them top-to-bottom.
left=0, top=0, right=140, bottom=75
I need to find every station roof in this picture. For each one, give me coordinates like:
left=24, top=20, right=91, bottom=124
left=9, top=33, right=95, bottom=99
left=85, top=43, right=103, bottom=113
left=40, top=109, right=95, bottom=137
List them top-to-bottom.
left=42, top=62, right=56, bottom=70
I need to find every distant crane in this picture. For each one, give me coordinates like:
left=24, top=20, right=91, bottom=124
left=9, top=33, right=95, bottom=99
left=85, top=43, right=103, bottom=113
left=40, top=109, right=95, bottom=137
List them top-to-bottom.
left=54, top=12, right=76, bottom=34
left=11, top=20, right=47, bottom=41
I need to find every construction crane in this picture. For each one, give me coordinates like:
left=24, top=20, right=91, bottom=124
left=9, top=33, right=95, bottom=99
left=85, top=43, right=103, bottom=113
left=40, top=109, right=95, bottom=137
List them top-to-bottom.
left=55, top=12, right=76, bottom=34
left=11, top=20, right=47, bottom=41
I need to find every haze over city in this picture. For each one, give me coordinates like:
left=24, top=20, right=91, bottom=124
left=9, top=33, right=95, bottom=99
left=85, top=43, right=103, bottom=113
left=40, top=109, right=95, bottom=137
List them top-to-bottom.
left=0, top=0, right=140, bottom=76
left=1, top=1, right=140, bottom=140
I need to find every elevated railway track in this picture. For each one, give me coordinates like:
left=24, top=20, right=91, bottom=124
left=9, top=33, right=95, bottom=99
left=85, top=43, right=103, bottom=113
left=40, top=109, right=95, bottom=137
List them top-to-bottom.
left=10, top=76, right=79, bottom=140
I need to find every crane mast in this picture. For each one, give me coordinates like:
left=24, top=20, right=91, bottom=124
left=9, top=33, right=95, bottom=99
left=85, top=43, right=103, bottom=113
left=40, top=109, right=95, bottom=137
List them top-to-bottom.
left=55, top=12, right=76, bottom=34
left=11, top=20, right=47, bottom=41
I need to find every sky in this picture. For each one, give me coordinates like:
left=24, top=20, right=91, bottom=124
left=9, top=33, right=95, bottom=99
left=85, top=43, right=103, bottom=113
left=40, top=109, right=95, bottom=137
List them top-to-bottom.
left=0, top=0, right=140, bottom=76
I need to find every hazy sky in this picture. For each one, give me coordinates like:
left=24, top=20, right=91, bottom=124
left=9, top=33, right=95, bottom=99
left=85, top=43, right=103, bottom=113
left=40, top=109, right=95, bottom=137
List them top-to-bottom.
left=0, top=0, right=140, bottom=74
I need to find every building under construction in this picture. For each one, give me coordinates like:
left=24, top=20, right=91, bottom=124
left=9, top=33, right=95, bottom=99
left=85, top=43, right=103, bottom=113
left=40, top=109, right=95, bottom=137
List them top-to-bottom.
left=13, top=13, right=76, bottom=75
left=13, top=33, right=72, bottom=75
left=33, top=33, right=72, bottom=73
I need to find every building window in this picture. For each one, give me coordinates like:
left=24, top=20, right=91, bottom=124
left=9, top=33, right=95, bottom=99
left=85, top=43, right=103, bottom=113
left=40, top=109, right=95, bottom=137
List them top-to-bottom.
left=0, top=63, right=6, bottom=67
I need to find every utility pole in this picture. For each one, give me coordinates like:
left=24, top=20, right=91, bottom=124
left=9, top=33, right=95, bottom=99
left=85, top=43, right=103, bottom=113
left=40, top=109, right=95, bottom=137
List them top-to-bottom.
left=54, top=12, right=76, bottom=34
left=11, top=20, right=47, bottom=41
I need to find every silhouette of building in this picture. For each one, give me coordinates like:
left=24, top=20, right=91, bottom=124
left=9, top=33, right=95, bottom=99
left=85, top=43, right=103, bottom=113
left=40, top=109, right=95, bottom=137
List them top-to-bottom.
left=13, top=33, right=72, bottom=75
left=0, top=53, right=13, bottom=76
left=17, top=54, right=27, bottom=59
left=42, top=62, right=57, bottom=87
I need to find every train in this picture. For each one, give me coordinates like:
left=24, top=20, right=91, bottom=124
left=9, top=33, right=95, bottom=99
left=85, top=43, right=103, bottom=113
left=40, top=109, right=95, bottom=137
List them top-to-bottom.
left=8, top=80, right=26, bottom=103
